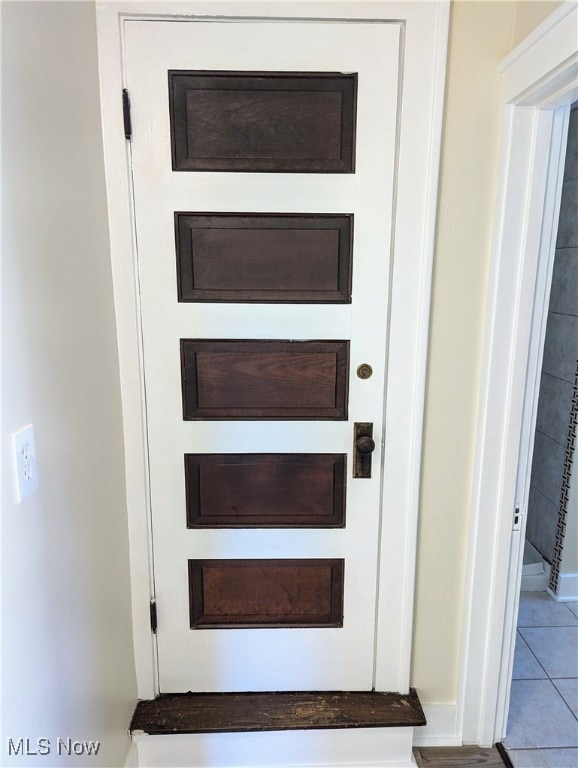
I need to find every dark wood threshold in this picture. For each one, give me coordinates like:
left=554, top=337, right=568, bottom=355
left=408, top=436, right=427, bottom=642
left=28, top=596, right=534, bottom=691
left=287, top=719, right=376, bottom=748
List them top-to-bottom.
left=130, top=689, right=426, bottom=735
left=414, top=745, right=510, bottom=767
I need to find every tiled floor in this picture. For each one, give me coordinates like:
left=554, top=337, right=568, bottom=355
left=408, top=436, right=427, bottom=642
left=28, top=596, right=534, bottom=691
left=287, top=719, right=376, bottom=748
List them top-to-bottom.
left=505, top=592, right=578, bottom=767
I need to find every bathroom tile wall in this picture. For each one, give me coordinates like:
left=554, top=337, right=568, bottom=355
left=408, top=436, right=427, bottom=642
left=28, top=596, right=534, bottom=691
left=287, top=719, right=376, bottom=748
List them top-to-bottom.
left=526, top=103, right=578, bottom=565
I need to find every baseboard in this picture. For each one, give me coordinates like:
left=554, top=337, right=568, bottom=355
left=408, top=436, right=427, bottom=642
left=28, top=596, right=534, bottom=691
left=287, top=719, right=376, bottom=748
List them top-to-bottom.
left=521, top=560, right=551, bottom=592
left=548, top=572, right=578, bottom=601
left=412, top=705, right=460, bottom=747
left=132, top=728, right=418, bottom=768
left=125, top=741, right=139, bottom=767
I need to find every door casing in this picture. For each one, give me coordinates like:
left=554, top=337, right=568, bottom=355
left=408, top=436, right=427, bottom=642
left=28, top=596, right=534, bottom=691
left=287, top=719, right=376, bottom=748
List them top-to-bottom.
left=95, top=0, right=450, bottom=700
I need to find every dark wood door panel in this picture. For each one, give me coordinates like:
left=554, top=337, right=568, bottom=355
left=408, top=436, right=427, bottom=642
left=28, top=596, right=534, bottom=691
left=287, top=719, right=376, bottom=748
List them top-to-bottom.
left=169, top=71, right=357, bottom=172
left=175, top=213, right=353, bottom=303
left=181, top=340, right=349, bottom=420
left=185, top=454, right=346, bottom=528
left=189, top=559, right=344, bottom=628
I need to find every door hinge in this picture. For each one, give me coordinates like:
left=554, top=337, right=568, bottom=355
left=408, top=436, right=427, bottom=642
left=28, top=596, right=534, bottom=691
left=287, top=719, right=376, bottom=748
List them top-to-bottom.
left=122, top=89, right=132, bottom=141
left=150, top=600, right=157, bottom=634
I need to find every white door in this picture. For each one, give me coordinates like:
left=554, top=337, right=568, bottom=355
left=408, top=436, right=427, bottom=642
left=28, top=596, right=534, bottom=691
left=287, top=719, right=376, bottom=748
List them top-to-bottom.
left=125, top=18, right=400, bottom=693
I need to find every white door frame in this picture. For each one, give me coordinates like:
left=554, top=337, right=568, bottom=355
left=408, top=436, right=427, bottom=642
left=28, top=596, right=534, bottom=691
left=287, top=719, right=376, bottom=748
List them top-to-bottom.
left=96, top=0, right=449, bottom=700
left=458, top=1, right=578, bottom=746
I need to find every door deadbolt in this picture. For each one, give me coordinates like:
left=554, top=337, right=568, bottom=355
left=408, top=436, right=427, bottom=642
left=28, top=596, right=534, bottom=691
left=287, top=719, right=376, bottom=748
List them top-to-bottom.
left=356, top=364, right=373, bottom=380
left=353, top=422, right=375, bottom=478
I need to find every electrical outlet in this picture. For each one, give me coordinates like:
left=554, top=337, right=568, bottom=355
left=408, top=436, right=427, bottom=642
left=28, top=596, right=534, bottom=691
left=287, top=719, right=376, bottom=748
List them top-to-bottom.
left=12, top=425, right=38, bottom=503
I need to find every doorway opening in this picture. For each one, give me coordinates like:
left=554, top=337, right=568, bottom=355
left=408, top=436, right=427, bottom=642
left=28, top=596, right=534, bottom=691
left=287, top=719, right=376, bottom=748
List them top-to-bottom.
left=503, top=101, right=578, bottom=766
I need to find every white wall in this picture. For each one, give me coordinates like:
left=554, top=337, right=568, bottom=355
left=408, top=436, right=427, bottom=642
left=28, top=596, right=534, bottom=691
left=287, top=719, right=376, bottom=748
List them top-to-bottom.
left=411, top=0, right=563, bottom=705
left=412, top=0, right=517, bottom=704
left=511, top=0, right=565, bottom=47
left=1, top=2, right=137, bottom=765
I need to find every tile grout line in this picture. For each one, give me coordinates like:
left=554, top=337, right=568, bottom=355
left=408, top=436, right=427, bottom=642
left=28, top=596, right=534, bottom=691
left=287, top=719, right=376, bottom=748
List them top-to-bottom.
left=536, top=371, right=578, bottom=386
left=510, top=595, right=578, bottom=757
left=520, top=609, right=578, bottom=727
left=517, top=628, right=578, bottom=696
left=514, top=631, right=550, bottom=681
left=550, top=679, right=578, bottom=724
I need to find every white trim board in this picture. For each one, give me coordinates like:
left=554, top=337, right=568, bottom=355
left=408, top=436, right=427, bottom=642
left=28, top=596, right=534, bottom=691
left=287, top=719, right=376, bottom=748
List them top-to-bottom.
left=96, top=0, right=449, bottom=710
left=458, top=0, right=578, bottom=747
left=549, top=574, right=578, bottom=602
left=412, top=706, right=460, bottom=748
left=130, top=709, right=463, bottom=766
left=131, top=729, right=418, bottom=768
left=125, top=742, right=139, bottom=768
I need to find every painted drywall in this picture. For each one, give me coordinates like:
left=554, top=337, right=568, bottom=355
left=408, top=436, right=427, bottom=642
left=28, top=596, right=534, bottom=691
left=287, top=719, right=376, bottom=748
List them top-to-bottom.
left=411, top=0, right=563, bottom=705
left=411, top=0, right=516, bottom=704
left=512, top=0, right=564, bottom=47
left=1, top=2, right=137, bottom=766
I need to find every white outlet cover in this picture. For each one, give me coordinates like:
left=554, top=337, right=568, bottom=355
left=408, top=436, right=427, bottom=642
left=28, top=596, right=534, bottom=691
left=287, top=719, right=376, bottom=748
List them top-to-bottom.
left=12, top=424, right=38, bottom=503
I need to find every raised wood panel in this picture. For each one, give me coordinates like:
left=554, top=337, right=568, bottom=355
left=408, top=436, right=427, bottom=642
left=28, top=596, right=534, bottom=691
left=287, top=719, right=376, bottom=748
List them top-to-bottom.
left=169, top=71, right=357, bottom=172
left=175, top=213, right=353, bottom=303
left=181, top=340, right=349, bottom=420
left=185, top=454, right=346, bottom=528
left=188, top=559, right=344, bottom=628
left=130, top=689, right=426, bottom=734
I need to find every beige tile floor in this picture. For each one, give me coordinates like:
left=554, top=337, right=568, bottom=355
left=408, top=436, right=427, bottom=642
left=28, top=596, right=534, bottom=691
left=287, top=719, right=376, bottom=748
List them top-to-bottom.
left=504, top=592, right=578, bottom=767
